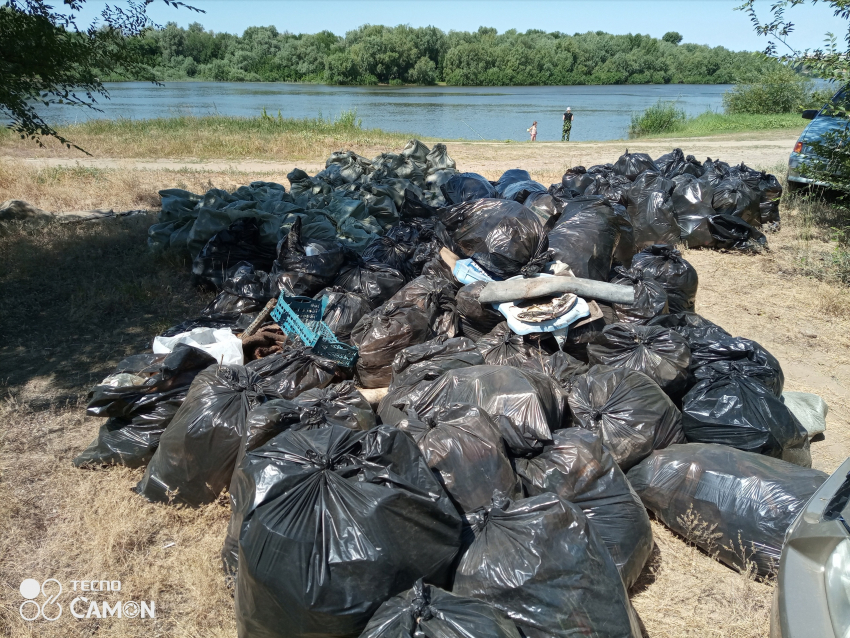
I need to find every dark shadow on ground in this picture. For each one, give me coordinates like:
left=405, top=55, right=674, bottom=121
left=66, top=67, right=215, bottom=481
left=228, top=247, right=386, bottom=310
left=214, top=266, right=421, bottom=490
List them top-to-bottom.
left=0, top=214, right=210, bottom=407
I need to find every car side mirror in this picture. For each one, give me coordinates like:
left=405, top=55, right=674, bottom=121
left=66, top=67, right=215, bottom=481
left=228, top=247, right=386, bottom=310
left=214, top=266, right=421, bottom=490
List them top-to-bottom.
left=802, top=109, right=819, bottom=120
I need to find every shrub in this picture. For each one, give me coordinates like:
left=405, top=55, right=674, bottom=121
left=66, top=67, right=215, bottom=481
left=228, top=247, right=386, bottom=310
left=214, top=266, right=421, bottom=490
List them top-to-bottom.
left=722, top=64, right=819, bottom=114
left=629, top=100, right=686, bottom=137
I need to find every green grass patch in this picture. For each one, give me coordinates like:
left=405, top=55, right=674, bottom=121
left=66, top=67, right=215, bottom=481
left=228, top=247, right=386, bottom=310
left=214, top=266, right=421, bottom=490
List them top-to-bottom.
left=630, top=108, right=806, bottom=139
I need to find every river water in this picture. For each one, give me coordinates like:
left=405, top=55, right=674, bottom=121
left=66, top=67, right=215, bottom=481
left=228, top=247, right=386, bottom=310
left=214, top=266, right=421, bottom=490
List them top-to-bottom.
left=50, top=82, right=735, bottom=142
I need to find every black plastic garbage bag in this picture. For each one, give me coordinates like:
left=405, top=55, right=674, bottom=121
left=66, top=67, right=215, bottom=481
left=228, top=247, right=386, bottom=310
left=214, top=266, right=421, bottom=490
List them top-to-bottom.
left=401, top=139, right=430, bottom=165
left=426, top=143, right=457, bottom=173
left=655, top=148, right=703, bottom=178
left=613, top=150, right=659, bottom=181
left=700, top=157, right=731, bottom=186
left=560, top=166, right=595, bottom=194
left=494, top=168, right=532, bottom=195
left=627, top=171, right=675, bottom=202
left=440, top=172, right=497, bottom=205
left=584, top=172, right=632, bottom=206
left=758, top=172, right=782, bottom=225
left=671, top=174, right=716, bottom=247
left=712, top=177, right=760, bottom=226
left=500, top=180, right=548, bottom=204
left=628, top=189, right=682, bottom=249
left=522, top=191, right=562, bottom=222
left=547, top=196, right=621, bottom=281
left=448, top=199, right=551, bottom=279
left=611, top=202, right=637, bottom=267
left=705, top=213, right=768, bottom=251
left=192, top=218, right=277, bottom=290
left=273, top=218, right=345, bottom=296
left=362, top=236, right=417, bottom=281
left=630, top=244, right=698, bottom=313
left=334, top=259, right=406, bottom=309
left=200, top=262, right=274, bottom=318
left=609, top=266, right=670, bottom=324
left=387, top=275, right=460, bottom=338
left=456, top=281, right=504, bottom=341
left=315, top=286, right=372, bottom=343
left=351, top=304, right=433, bottom=388
left=647, top=311, right=730, bottom=347
left=475, top=322, right=535, bottom=367
left=588, top=323, right=691, bottom=397
left=688, top=335, right=784, bottom=396
left=378, top=337, right=485, bottom=425
left=86, top=344, right=217, bottom=421
left=246, top=346, right=344, bottom=398
left=520, top=351, right=589, bottom=393
left=682, top=360, right=810, bottom=465
left=135, top=364, right=276, bottom=506
left=569, top=364, right=685, bottom=469
left=407, top=365, right=568, bottom=456
left=292, top=381, right=376, bottom=431
left=221, top=399, right=344, bottom=577
left=74, top=404, right=181, bottom=469
left=396, top=404, right=521, bottom=514
left=232, top=425, right=463, bottom=638
left=515, top=428, right=653, bottom=588
left=628, top=443, right=827, bottom=576
left=453, top=493, right=642, bottom=638
left=359, top=578, right=521, bottom=638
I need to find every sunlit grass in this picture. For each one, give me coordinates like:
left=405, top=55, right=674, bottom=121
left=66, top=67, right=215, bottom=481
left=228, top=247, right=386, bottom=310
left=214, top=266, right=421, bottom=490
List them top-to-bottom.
left=0, top=110, right=421, bottom=160
left=630, top=110, right=806, bottom=139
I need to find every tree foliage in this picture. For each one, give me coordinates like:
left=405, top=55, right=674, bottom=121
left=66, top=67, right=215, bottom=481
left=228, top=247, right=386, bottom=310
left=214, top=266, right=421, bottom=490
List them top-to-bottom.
left=1, top=0, right=200, bottom=150
left=739, top=0, right=850, bottom=83
left=104, top=23, right=778, bottom=86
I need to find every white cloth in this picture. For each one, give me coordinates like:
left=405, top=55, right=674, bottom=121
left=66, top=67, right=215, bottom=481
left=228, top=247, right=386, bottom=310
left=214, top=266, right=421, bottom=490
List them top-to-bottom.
left=153, top=327, right=243, bottom=366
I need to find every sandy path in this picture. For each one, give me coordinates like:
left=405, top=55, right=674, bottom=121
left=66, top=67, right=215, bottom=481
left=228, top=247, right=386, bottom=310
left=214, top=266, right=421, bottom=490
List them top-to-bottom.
left=3, top=131, right=799, bottom=180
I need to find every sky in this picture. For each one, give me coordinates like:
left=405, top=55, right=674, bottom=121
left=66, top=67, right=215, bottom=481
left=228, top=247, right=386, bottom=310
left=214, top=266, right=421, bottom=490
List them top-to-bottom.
left=73, top=0, right=847, bottom=52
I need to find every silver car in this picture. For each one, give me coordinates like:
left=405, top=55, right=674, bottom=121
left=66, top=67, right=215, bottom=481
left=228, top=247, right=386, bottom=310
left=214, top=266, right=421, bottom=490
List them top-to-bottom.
left=787, top=87, right=849, bottom=191
left=771, top=457, right=850, bottom=637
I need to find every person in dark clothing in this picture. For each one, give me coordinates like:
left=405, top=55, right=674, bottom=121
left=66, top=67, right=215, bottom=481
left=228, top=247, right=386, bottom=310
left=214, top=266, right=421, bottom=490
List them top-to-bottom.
left=562, top=107, right=574, bottom=141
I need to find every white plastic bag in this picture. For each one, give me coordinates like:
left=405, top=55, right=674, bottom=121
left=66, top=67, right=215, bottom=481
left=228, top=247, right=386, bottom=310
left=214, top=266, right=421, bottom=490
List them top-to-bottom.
left=153, top=327, right=243, bottom=366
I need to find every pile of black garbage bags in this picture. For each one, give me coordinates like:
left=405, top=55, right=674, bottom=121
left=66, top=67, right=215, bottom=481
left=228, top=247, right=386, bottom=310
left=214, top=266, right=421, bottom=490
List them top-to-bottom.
left=73, top=142, right=827, bottom=638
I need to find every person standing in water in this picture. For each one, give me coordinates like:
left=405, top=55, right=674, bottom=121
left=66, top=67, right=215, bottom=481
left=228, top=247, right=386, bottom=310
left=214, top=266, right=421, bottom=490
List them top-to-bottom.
left=562, top=107, right=574, bottom=141
left=528, top=121, right=537, bottom=141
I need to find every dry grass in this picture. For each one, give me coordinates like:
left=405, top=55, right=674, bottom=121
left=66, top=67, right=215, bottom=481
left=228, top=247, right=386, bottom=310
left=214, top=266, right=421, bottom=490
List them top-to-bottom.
left=0, top=115, right=416, bottom=161
left=2, top=155, right=850, bottom=638
left=0, top=161, right=292, bottom=213
left=0, top=213, right=212, bottom=402
left=0, top=400, right=234, bottom=638
left=632, top=522, right=773, bottom=638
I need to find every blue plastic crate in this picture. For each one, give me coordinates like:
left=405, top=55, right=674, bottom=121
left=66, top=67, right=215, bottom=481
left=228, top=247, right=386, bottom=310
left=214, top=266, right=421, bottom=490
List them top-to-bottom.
left=270, top=295, right=358, bottom=368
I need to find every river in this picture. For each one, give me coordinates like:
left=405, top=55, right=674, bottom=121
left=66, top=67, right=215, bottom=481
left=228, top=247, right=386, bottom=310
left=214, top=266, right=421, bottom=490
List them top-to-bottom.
left=51, top=82, right=736, bottom=142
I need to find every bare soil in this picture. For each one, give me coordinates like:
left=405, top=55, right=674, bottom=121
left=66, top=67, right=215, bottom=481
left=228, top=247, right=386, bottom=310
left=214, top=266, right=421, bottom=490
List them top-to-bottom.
left=1, top=131, right=847, bottom=638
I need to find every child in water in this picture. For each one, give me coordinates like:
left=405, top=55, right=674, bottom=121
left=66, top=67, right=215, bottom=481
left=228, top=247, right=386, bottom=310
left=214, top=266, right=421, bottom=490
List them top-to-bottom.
left=528, top=121, right=538, bottom=141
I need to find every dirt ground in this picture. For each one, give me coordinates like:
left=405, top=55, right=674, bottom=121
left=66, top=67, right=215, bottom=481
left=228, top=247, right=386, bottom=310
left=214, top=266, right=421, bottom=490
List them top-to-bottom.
left=1, top=130, right=847, bottom=638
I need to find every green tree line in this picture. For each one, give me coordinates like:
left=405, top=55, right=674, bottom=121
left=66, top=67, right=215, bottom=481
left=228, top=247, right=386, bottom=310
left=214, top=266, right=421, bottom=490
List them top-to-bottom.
left=108, top=23, right=779, bottom=85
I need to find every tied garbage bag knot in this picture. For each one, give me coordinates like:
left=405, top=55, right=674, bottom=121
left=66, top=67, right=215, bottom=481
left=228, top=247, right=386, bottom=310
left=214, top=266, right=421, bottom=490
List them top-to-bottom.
left=519, top=247, right=553, bottom=278
left=304, top=448, right=337, bottom=470
left=409, top=581, right=434, bottom=622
